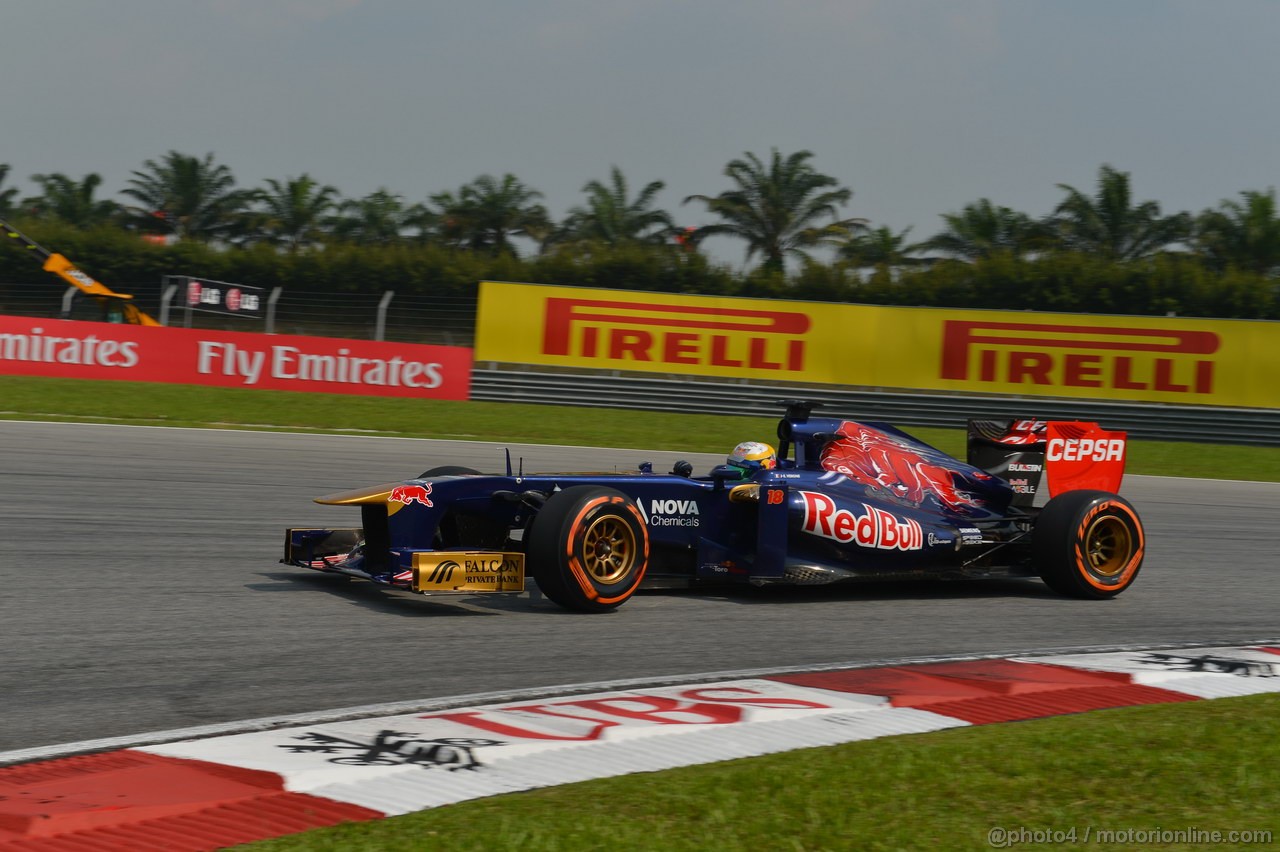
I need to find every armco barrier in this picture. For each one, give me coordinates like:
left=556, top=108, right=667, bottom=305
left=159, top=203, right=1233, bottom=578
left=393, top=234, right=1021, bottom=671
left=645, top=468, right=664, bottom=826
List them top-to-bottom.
left=470, top=364, right=1280, bottom=446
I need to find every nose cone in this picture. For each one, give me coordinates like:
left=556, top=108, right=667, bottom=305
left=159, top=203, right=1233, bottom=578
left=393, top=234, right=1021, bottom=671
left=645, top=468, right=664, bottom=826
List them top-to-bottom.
left=314, top=483, right=403, bottom=505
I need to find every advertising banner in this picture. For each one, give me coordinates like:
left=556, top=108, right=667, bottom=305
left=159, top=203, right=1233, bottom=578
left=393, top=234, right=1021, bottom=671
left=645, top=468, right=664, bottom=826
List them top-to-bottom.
left=178, top=276, right=265, bottom=318
left=475, top=281, right=1279, bottom=409
left=0, top=315, right=472, bottom=400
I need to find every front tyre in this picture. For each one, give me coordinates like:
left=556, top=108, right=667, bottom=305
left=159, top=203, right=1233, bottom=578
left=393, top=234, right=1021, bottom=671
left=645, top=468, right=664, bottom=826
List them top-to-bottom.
left=527, top=486, right=649, bottom=612
left=1034, top=490, right=1145, bottom=599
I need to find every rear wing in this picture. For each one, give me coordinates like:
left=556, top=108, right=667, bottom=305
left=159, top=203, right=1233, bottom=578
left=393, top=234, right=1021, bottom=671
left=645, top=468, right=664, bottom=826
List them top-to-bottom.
left=967, top=419, right=1129, bottom=506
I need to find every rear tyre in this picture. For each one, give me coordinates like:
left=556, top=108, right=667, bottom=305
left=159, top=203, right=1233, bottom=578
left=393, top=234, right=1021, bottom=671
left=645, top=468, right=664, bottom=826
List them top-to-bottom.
left=418, top=465, right=480, bottom=478
left=527, top=486, right=649, bottom=612
left=1034, top=490, right=1144, bottom=599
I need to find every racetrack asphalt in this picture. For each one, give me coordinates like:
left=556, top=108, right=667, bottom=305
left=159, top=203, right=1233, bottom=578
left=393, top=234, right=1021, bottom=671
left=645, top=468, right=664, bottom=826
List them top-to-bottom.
left=2, top=420, right=1277, bottom=752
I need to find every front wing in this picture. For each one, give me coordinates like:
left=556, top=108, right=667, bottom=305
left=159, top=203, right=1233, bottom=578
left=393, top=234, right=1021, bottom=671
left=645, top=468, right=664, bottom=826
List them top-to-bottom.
left=283, top=528, right=525, bottom=595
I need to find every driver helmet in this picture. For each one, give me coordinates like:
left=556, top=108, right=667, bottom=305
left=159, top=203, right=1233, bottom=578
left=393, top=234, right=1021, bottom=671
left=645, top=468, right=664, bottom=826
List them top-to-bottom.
left=727, top=441, right=777, bottom=476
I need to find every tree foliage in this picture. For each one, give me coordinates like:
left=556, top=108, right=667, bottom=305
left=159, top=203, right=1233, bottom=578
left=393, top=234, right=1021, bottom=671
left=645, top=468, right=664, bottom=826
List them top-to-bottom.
left=684, top=149, right=867, bottom=273
left=2, top=151, right=1278, bottom=323
left=121, top=151, right=252, bottom=242
left=1051, top=164, right=1191, bottom=260
left=0, top=165, right=21, bottom=217
left=551, top=166, right=675, bottom=249
left=24, top=172, right=120, bottom=228
left=250, top=174, right=341, bottom=251
left=431, top=174, right=550, bottom=256
left=328, top=188, right=429, bottom=247
left=1194, top=189, right=1280, bottom=276
left=919, top=199, right=1051, bottom=260
left=838, top=225, right=926, bottom=270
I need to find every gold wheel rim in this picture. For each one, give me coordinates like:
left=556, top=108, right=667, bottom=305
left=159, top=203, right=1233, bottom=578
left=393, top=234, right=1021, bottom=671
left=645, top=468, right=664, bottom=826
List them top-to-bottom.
left=582, top=515, right=635, bottom=584
left=1084, top=515, right=1132, bottom=578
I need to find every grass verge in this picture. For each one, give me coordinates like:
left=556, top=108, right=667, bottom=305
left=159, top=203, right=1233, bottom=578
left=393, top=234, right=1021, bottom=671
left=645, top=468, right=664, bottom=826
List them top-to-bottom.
left=2, top=376, right=1277, bottom=481
left=240, top=694, right=1280, bottom=851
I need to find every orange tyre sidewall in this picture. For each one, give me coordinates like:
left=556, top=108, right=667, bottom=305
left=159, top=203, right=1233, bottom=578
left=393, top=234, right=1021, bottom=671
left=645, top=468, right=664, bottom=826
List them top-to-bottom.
left=563, top=495, right=649, bottom=605
left=1072, top=500, right=1144, bottom=592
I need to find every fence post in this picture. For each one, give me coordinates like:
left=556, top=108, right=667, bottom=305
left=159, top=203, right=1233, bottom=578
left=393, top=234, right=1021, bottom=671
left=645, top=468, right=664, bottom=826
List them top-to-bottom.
left=158, top=278, right=178, bottom=326
left=265, top=287, right=282, bottom=334
left=375, top=290, right=394, bottom=341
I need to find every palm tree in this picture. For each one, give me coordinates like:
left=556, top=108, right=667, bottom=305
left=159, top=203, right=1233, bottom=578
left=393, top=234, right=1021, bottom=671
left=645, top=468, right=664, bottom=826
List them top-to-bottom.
left=683, top=149, right=866, bottom=273
left=121, top=151, right=251, bottom=241
left=0, top=164, right=19, bottom=217
left=1052, top=164, right=1191, bottom=260
left=552, top=166, right=674, bottom=248
left=23, top=172, right=119, bottom=227
left=251, top=174, right=341, bottom=251
left=431, top=174, right=550, bottom=256
left=329, top=188, right=431, bottom=245
left=1194, top=189, right=1280, bottom=275
left=920, top=199, right=1050, bottom=261
left=839, top=225, right=927, bottom=269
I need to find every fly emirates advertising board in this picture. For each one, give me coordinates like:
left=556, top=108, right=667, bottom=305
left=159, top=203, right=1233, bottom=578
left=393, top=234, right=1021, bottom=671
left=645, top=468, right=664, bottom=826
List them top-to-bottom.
left=0, top=315, right=472, bottom=400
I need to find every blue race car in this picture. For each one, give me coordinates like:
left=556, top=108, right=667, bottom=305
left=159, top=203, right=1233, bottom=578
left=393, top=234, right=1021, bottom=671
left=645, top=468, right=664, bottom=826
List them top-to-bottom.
left=283, top=402, right=1145, bottom=612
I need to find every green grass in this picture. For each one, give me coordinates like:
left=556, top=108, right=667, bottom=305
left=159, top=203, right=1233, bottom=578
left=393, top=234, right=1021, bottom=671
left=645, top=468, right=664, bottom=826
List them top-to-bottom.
left=2, top=376, right=1278, bottom=481
left=239, top=695, right=1280, bottom=851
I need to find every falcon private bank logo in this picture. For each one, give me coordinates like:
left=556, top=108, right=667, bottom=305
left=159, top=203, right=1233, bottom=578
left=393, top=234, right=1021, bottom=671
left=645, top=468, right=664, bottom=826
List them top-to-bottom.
left=540, top=296, right=810, bottom=372
left=940, top=319, right=1221, bottom=394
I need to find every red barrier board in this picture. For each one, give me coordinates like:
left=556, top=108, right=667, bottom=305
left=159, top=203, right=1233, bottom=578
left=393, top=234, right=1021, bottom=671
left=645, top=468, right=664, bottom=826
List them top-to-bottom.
left=0, top=315, right=473, bottom=400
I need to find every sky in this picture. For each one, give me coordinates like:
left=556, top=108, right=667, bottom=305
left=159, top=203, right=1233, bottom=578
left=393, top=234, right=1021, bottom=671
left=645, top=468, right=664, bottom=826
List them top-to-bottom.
left=3, top=0, right=1279, bottom=266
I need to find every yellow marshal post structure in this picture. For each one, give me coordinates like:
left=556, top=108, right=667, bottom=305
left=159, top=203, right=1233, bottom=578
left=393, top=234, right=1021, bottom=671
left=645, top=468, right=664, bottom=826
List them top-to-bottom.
left=1, top=217, right=161, bottom=326
left=476, top=281, right=1280, bottom=409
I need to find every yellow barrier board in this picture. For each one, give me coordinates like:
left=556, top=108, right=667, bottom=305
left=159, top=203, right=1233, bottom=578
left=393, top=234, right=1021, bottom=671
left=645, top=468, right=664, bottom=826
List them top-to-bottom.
left=476, top=281, right=1280, bottom=408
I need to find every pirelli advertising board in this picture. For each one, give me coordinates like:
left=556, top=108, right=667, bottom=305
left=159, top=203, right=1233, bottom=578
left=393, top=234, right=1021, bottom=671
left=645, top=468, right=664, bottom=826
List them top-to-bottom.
left=475, top=281, right=1280, bottom=409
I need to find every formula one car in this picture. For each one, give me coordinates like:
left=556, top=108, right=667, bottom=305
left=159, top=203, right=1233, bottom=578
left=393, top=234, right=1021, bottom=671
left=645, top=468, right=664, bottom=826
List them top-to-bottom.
left=283, top=402, right=1145, bottom=612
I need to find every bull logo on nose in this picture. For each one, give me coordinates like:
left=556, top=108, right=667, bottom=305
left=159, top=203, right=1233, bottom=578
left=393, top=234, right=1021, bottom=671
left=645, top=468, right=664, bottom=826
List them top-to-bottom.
left=388, top=484, right=434, bottom=507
